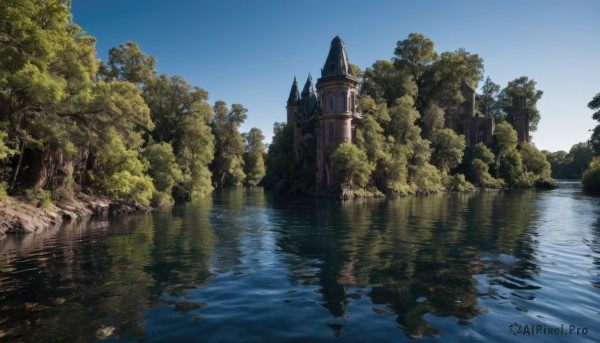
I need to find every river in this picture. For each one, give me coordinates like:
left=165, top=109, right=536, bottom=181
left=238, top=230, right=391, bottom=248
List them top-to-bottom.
left=0, top=183, right=598, bottom=342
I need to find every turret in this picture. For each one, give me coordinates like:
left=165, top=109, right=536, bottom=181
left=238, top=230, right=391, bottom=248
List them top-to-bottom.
left=315, top=36, right=360, bottom=189
left=321, top=36, right=352, bottom=78
left=286, top=77, right=299, bottom=125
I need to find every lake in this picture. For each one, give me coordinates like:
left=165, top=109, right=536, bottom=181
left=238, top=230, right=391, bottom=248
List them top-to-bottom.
left=0, top=183, right=598, bottom=342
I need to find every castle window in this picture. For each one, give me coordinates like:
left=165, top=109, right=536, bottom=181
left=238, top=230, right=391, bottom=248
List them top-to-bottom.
left=340, top=92, right=347, bottom=112
left=351, top=92, right=356, bottom=111
left=328, top=94, right=335, bottom=112
left=328, top=122, right=335, bottom=142
left=457, top=124, right=464, bottom=135
left=478, top=124, right=487, bottom=143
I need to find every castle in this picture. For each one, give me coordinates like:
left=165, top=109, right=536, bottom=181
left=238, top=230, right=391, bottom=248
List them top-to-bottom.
left=286, top=36, right=527, bottom=192
left=286, top=36, right=361, bottom=190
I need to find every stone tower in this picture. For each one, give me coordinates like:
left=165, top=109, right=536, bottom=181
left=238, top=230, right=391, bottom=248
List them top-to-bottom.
left=315, top=36, right=360, bottom=189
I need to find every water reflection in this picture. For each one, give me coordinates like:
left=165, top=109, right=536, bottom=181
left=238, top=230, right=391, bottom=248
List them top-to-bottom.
left=0, top=186, right=599, bottom=342
left=275, top=191, right=542, bottom=338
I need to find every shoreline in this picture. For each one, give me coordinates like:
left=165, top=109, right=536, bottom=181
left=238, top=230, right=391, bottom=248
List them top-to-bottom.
left=0, top=193, right=152, bottom=236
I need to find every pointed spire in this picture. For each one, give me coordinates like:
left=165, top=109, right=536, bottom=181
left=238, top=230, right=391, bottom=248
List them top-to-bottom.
left=321, top=36, right=352, bottom=78
left=301, top=74, right=314, bottom=98
left=287, top=76, right=300, bottom=105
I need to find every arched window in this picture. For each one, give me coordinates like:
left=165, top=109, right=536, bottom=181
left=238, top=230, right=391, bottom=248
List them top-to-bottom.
left=340, top=92, right=347, bottom=112
left=328, top=94, right=335, bottom=112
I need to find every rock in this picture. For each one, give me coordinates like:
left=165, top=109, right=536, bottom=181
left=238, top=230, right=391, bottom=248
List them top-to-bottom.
left=96, top=326, right=116, bottom=339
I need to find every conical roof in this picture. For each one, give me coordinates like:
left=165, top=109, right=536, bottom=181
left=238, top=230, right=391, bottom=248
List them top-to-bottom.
left=321, top=36, right=351, bottom=78
left=287, top=77, right=300, bottom=105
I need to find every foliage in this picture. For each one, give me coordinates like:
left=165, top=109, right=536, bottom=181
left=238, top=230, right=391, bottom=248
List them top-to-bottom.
left=104, top=41, right=156, bottom=84
left=143, top=74, right=214, bottom=200
left=478, top=76, right=502, bottom=118
left=500, top=76, right=543, bottom=132
left=588, top=93, right=600, bottom=155
left=210, top=101, right=247, bottom=187
left=263, top=122, right=293, bottom=189
left=243, top=128, right=266, bottom=186
left=430, top=128, right=466, bottom=173
left=89, top=132, right=154, bottom=205
left=142, top=141, right=182, bottom=205
left=331, top=142, right=374, bottom=189
left=520, top=142, right=551, bottom=180
left=544, top=143, right=593, bottom=179
left=582, top=157, right=600, bottom=192
left=442, top=173, right=475, bottom=192
left=0, top=182, right=6, bottom=200
left=25, top=188, right=54, bottom=211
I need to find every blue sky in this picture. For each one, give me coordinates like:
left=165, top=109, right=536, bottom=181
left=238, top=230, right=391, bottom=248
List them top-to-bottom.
left=71, top=0, right=600, bottom=152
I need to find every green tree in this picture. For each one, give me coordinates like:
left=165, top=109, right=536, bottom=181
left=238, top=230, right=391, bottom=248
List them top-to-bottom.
left=104, top=41, right=156, bottom=84
left=361, top=60, right=417, bottom=107
left=142, top=74, right=214, bottom=200
left=478, top=76, right=501, bottom=118
left=500, top=76, right=543, bottom=132
left=588, top=92, right=600, bottom=155
left=210, top=101, right=247, bottom=187
left=263, top=122, right=293, bottom=189
left=493, top=122, right=526, bottom=185
left=243, top=128, right=266, bottom=186
left=429, top=128, right=466, bottom=173
left=89, top=131, right=154, bottom=205
left=142, top=141, right=182, bottom=206
left=331, top=142, right=374, bottom=189
left=520, top=142, right=551, bottom=180
left=582, top=157, right=600, bottom=192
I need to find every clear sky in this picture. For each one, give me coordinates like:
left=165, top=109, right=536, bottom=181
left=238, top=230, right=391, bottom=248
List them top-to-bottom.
left=71, top=0, right=599, bottom=152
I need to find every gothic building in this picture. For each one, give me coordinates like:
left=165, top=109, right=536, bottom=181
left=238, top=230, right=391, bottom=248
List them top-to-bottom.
left=286, top=36, right=361, bottom=190
left=285, top=37, right=525, bottom=192
left=446, top=81, right=495, bottom=147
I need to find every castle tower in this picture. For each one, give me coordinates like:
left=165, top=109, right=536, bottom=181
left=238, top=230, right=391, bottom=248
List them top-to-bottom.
left=315, top=36, right=360, bottom=189
left=286, top=77, right=299, bottom=125
left=286, top=77, right=300, bottom=162
left=511, top=97, right=529, bottom=144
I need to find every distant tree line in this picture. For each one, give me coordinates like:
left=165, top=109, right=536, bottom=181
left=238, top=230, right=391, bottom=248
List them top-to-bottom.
left=0, top=1, right=265, bottom=206
left=265, top=33, right=552, bottom=195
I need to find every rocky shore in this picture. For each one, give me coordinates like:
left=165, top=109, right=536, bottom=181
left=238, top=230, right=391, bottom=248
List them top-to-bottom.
left=0, top=193, right=151, bottom=236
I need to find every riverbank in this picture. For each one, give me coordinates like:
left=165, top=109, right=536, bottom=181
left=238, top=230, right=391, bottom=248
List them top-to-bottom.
left=0, top=193, right=151, bottom=236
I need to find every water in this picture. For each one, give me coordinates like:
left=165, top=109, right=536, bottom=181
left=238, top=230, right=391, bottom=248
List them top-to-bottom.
left=0, top=183, right=599, bottom=342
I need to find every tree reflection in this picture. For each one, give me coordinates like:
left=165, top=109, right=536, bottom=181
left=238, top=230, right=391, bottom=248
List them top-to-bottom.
left=276, top=190, right=541, bottom=338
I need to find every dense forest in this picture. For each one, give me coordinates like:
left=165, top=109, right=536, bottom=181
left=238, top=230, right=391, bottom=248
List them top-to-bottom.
left=0, top=0, right=266, bottom=208
left=265, top=33, right=553, bottom=196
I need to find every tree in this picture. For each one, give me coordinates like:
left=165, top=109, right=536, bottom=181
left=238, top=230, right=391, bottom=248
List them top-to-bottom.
left=393, top=33, right=438, bottom=87
left=104, top=41, right=156, bottom=84
left=420, top=48, right=484, bottom=112
left=361, top=60, right=417, bottom=107
left=142, top=74, right=214, bottom=200
left=478, top=76, right=501, bottom=118
left=500, top=76, right=543, bottom=132
left=588, top=93, right=600, bottom=155
left=210, top=101, right=247, bottom=187
left=492, top=121, right=526, bottom=185
left=263, top=122, right=293, bottom=189
left=243, top=128, right=266, bottom=186
left=429, top=128, right=466, bottom=173
left=89, top=131, right=154, bottom=205
left=142, top=141, right=182, bottom=205
left=331, top=142, right=374, bottom=189
left=520, top=142, right=551, bottom=180
left=582, top=157, right=600, bottom=192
